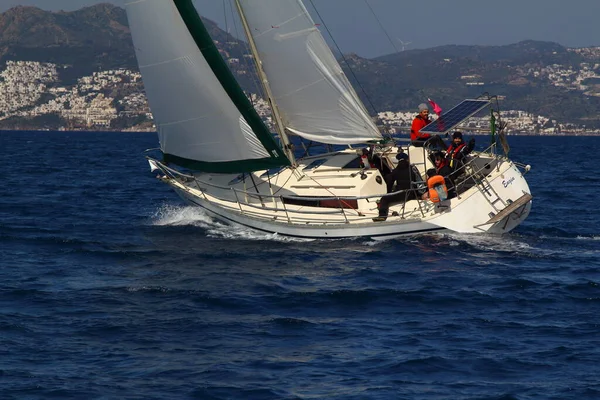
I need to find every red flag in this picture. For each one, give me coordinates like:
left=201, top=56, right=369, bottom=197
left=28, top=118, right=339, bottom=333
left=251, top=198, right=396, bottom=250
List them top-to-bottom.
left=428, top=98, right=442, bottom=116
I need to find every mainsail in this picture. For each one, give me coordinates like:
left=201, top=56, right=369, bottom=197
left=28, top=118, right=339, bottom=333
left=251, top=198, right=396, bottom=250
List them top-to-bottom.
left=125, top=0, right=289, bottom=173
left=237, top=0, right=382, bottom=145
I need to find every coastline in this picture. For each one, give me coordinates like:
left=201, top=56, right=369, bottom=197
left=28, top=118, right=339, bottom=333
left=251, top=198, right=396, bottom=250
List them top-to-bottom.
left=2, top=129, right=599, bottom=136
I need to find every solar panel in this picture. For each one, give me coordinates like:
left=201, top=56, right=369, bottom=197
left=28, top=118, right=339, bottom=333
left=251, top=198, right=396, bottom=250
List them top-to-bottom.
left=420, top=99, right=490, bottom=135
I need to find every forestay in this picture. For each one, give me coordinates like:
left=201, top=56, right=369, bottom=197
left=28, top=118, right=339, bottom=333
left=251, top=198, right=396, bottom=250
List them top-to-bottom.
left=125, top=0, right=288, bottom=173
left=237, top=0, right=382, bottom=145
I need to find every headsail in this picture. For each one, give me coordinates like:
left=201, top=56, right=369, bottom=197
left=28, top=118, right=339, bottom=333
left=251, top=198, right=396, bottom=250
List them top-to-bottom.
left=125, top=0, right=289, bottom=173
left=237, top=0, right=382, bottom=145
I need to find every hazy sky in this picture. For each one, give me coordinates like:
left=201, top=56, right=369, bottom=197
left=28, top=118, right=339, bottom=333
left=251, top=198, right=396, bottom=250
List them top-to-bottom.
left=2, top=0, right=599, bottom=58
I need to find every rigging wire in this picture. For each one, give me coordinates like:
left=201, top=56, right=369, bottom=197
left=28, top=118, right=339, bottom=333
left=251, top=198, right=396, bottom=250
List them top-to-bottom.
left=222, top=0, right=228, bottom=37
left=226, top=0, right=266, bottom=105
left=307, top=0, right=379, bottom=118
left=308, top=0, right=398, bottom=140
left=361, top=0, right=410, bottom=139
left=362, top=0, right=400, bottom=54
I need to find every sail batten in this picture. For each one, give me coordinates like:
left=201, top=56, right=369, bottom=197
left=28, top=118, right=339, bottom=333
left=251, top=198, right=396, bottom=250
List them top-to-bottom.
left=125, top=0, right=289, bottom=173
left=237, top=0, right=382, bottom=145
left=137, top=55, right=191, bottom=69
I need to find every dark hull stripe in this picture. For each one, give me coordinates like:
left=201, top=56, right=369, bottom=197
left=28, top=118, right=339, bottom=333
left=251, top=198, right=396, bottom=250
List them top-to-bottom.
left=184, top=196, right=446, bottom=239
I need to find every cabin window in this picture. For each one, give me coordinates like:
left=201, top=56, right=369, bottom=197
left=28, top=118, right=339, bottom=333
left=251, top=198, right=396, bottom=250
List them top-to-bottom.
left=342, top=157, right=362, bottom=169
left=302, top=158, right=327, bottom=172
left=260, top=166, right=286, bottom=178
left=228, top=173, right=246, bottom=185
left=282, top=196, right=358, bottom=209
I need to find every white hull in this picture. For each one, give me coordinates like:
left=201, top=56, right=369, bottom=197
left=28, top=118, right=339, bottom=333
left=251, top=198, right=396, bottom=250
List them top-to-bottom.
left=153, top=146, right=532, bottom=239
left=174, top=187, right=446, bottom=239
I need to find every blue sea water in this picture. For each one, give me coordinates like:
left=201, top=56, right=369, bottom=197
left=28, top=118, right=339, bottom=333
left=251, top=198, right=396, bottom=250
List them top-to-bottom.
left=1, top=131, right=599, bottom=399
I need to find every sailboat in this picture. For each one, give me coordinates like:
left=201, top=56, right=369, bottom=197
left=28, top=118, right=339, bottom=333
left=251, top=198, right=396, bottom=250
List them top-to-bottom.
left=125, top=0, right=532, bottom=239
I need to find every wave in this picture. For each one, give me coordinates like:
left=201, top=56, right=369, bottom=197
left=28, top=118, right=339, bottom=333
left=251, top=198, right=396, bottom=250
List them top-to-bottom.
left=147, top=203, right=600, bottom=254
left=149, top=203, right=312, bottom=242
left=150, top=203, right=214, bottom=227
left=448, top=232, right=540, bottom=254
left=576, top=235, right=600, bottom=241
left=268, top=317, right=315, bottom=326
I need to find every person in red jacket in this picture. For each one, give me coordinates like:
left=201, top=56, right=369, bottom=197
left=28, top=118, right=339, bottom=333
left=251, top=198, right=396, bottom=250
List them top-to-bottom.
left=410, top=103, right=432, bottom=146
left=446, top=131, right=475, bottom=178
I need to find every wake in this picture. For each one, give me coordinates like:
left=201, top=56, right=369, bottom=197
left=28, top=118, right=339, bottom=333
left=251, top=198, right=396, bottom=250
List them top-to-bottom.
left=149, top=203, right=312, bottom=242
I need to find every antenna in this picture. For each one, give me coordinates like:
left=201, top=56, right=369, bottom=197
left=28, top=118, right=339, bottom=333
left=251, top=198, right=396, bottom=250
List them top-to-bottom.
left=396, top=38, right=412, bottom=51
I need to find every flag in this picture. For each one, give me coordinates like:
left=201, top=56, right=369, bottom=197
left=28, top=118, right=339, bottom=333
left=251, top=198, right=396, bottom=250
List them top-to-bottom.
left=428, top=98, right=442, bottom=116
left=490, top=109, right=496, bottom=143
left=491, top=110, right=510, bottom=154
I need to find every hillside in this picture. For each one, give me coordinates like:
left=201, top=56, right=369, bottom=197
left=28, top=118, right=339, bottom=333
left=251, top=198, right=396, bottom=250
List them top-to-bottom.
left=0, top=4, right=250, bottom=85
left=0, top=4, right=134, bottom=83
left=1, top=4, right=599, bottom=130
left=344, top=41, right=600, bottom=125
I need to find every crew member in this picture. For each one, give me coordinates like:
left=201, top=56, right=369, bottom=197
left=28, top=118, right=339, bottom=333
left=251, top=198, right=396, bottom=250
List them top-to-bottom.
left=410, top=103, right=432, bottom=146
left=446, top=131, right=475, bottom=178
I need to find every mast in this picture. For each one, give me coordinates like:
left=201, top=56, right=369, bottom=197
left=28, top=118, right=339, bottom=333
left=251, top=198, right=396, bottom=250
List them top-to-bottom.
left=234, top=0, right=296, bottom=166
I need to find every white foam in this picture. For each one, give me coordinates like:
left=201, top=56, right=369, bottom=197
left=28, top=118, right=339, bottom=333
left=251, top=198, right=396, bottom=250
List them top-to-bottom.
left=151, top=203, right=214, bottom=227
left=150, top=204, right=312, bottom=242
left=444, top=232, right=535, bottom=253
left=576, top=235, right=600, bottom=241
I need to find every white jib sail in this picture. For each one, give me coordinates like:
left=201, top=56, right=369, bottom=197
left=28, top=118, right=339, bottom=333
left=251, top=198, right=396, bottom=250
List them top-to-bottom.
left=125, top=0, right=271, bottom=164
left=237, top=0, right=383, bottom=145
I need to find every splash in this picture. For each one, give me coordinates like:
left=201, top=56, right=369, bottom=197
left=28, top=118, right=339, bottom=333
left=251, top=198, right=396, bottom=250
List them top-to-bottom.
left=150, top=203, right=312, bottom=242
left=151, top=203, right=214, bottom=227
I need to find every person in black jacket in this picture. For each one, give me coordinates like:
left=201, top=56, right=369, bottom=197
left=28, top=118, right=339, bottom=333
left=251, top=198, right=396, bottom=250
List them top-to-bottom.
left=373, top=153, right=421, bottom=221
left=383, top=153, right=414, bottom=193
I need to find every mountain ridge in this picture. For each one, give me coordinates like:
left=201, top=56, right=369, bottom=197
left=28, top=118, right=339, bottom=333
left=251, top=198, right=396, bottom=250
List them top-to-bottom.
left=1, top=5, right=599, bottom=130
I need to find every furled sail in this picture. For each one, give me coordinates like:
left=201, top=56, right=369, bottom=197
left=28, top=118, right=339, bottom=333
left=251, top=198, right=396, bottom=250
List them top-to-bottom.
left=125, top=0, right=289, bottom=173
left=237, top=0, right=382, bottom=145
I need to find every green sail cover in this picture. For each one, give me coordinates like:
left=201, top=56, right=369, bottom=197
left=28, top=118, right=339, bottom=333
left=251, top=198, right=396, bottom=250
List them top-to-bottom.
left=126, top=0, right=289, bottom=173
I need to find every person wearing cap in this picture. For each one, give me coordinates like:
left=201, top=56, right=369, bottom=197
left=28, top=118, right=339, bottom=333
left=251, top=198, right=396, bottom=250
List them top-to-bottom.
left=410, top=103, right=432, bottom=146
left=446, top=131, right=475, bottom=177
left=373, top=151, right=421, bottom=221
left=422, top=151, right=456, bottom=201
left=429, top=151, right=453, bottom=178
left=384, top=152, right=417, bottom=193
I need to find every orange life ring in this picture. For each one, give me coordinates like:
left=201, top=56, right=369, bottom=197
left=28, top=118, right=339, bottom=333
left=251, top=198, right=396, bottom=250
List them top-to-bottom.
left=427, top=175, right=448, bottom=203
